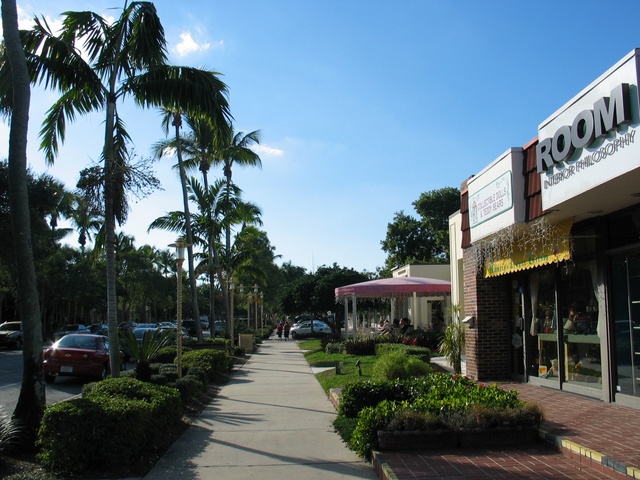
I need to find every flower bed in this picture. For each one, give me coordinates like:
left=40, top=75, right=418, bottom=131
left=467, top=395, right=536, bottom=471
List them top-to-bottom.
left=339, top=373, right=543, bottom=459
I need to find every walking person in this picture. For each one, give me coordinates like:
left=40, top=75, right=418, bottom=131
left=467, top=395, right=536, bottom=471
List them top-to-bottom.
left=276, top=321, right=284, bottom=341
left=283, top=321, right=291, bottom=341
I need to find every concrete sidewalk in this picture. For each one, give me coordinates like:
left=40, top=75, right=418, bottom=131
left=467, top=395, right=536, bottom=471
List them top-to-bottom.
left=141, top=337, right=376, bottom=480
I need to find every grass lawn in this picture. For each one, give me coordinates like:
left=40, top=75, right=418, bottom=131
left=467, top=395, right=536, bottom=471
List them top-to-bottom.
left=298, top=339, right=379, bottom=394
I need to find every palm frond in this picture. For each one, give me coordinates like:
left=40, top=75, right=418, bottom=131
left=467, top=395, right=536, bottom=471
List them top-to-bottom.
left=123, top=66, right=231, bottom=129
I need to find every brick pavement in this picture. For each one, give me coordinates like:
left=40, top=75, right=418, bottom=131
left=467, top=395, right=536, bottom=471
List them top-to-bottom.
left=372, top=382, right=640, bottom=479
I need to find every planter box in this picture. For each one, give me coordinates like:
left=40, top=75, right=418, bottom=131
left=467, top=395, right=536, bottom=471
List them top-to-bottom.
left=377, top=426, right=538, bottom=451
left=458, top=426, right=538, bottom=447
left=377, top=430, right=458, bottom=451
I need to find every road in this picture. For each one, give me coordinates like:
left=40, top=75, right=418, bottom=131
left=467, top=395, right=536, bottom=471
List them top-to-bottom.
left=0, top=348, right=117, bottom=415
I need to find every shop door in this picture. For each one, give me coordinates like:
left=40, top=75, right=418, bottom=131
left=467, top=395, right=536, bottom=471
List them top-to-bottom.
left=611, top=253, right=640, bottom=397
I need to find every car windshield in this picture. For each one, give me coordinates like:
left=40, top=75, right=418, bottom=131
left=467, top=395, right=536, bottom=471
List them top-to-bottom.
left=0, top=323, right=20, bottom=332
left=57, top=335, right=98, bottom=350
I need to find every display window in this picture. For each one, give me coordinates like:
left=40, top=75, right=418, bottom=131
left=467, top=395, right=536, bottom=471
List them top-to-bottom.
left=527, top=260, right=602, bottom=388
left=558, top=260, right=602, bottom=387
left=528, top=268, right=557, bottom=378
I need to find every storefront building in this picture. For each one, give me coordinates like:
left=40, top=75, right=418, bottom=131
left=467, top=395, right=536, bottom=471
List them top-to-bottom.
left=454, top=48, right=640, bottom=408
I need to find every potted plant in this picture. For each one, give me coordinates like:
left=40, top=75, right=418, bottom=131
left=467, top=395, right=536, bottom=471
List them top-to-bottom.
left=439, top=304, right=465, bottom=374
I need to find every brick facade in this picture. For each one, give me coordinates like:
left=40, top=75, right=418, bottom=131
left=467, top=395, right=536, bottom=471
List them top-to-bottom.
left=463, top=253, right=511, bottom=380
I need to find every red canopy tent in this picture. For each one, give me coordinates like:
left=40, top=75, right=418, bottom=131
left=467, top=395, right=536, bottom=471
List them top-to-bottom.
left=335, top=276, right=451, bottom=300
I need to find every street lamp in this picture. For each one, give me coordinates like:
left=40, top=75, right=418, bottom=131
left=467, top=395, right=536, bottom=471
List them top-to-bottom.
left=169, top=238, right=190, bottom=379
left=228, top=279, right=235, bottom=347
left=253, top=284, right=259, bottom=331
left=247, top=291, right=254, bottom=331
left=259, top=292, right=264, bottom=330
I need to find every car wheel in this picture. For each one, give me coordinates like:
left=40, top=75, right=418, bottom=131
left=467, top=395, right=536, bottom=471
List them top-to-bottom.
left=291, top=332, right=298, bottom=339
left=13, top=338, right=23, bottom=349
left=99, top=365, right=109, bottom=381
left=44, top=373, right=55, bottom=384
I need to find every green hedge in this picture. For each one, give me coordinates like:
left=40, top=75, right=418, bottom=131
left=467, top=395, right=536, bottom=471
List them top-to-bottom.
left=375, top=343, right=431, bottom=363
left=182, top=349, right=232, bottom=381
left=372, top=351, right=431, bottom=381
left=343, top=373, right=541, bottom=459
left=37, top=378, right=182, bottom=475
left=339, top=380, right=411, bottom=418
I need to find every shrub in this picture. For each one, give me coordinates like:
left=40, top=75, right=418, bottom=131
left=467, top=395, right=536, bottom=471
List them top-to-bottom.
left=404, top=330, right=443, bottom=350
left=343, top=337, right=378, bottom=356
left=325, top=341, right=345, bottom=354
left=375, top=343, right=431, bottom=363
left=151, top=345, right=178, bottom=363
left=182, top=349, right=232, bottom=381
left=372, top=351, right=431, bottom=381
left=158, top=363, right=180, bottom=382
left=185, top=366, right=208, bottom=385
left=150, top=374, right=169, bottom=385
left=174, top=375, right=204, bottom=403
left=347, top=375, right=542, bottom=460
left=83, top=377, right=182, bottom=425
left=38, top=378, right=183, bottom=475
left=339, top=380, right=410, bottom=418
left=350, top=400, right=400, bottom=459
left=0, top=405, right=21, bottom=456
left=386, top=409, right=440, bottom=432
left=333, top=415, right=359, bottom=445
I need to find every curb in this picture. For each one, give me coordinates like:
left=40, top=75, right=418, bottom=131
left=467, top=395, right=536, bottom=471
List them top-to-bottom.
left=539, top=427, right=640, bottom=479
left=371, top=451, right=397, bottom=480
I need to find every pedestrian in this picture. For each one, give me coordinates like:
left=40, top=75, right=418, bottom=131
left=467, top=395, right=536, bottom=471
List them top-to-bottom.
left=400, top=317, right=414, bottom=335
left=391, top=318, right=402, bottom=335
left=378, top=319, right=392, bottom=335
left=276, top=321, right=283, bottom=340
left=283, top=321, right=291, bottom=341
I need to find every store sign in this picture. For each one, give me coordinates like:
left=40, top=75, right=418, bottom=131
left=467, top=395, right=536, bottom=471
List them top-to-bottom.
left=537, top=50, right=640, bottom=211
left=536, top=84, right=632, bottom=173
left=469, top=171, right=513, bottom=228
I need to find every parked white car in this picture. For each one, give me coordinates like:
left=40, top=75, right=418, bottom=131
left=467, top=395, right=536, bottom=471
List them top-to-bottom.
left=289, top=320, right=331, bottom=339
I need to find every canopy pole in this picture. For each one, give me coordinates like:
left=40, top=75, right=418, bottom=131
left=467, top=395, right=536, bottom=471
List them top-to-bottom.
left=352, top=293, right=357, bottom=340
left=344, top=297, right=349, bottom=341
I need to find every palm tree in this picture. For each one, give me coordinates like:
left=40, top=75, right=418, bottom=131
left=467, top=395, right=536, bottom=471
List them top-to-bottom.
left=1, top=0, right=46, bottom=449
left=21, top=3, right=230, bottom=376
left=157, top=109, right=203, bottom=341
left=154, top=116, right=224, bottom=338
left=219, top=128, right=262, bottom=259
left=149, top=176, right=262, bottom=340
left=69, top=194, right=102, bottom=255
left=119, top=328, right=175, bottom=382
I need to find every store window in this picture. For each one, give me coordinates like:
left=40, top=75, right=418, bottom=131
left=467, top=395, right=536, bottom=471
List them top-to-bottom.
left=611, top=253, right=640, bottom=397
left=558, top=260, right=602, bottom=387
left=529, top=268, right=557, bottom=378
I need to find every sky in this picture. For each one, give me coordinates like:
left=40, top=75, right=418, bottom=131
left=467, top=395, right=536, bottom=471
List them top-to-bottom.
left=3, top=1, right=640, bottom=274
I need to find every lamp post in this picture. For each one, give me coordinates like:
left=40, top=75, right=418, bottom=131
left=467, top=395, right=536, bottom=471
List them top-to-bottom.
left=169, top=238, right=190, bottom=379
left=228, top=279, right=235, bottom=347
left=237, top=284, right=245, bottom=343
left=253, top=284, right=259, bottom=331
left=247, top=291, right=254, bottom=330
left=259, top=292, right=264, bottom=330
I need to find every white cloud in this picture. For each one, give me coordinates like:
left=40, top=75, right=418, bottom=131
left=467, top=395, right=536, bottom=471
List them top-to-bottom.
left=175, top=32, right=216, bottom=57
left=253, top=144, right=285, bottom=157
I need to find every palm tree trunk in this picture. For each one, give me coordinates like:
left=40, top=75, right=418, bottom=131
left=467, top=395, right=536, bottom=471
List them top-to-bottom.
left=3, top=0, right=46, bottom=449
left=104, top=79, right=121, bottom=377
left=173, top=114, right=202, bottom=342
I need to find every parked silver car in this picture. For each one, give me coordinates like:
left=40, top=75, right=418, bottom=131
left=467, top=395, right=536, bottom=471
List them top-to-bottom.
left=289, top=320, right=331, bottom=339
left=0, top=321, right=23, bottom=349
